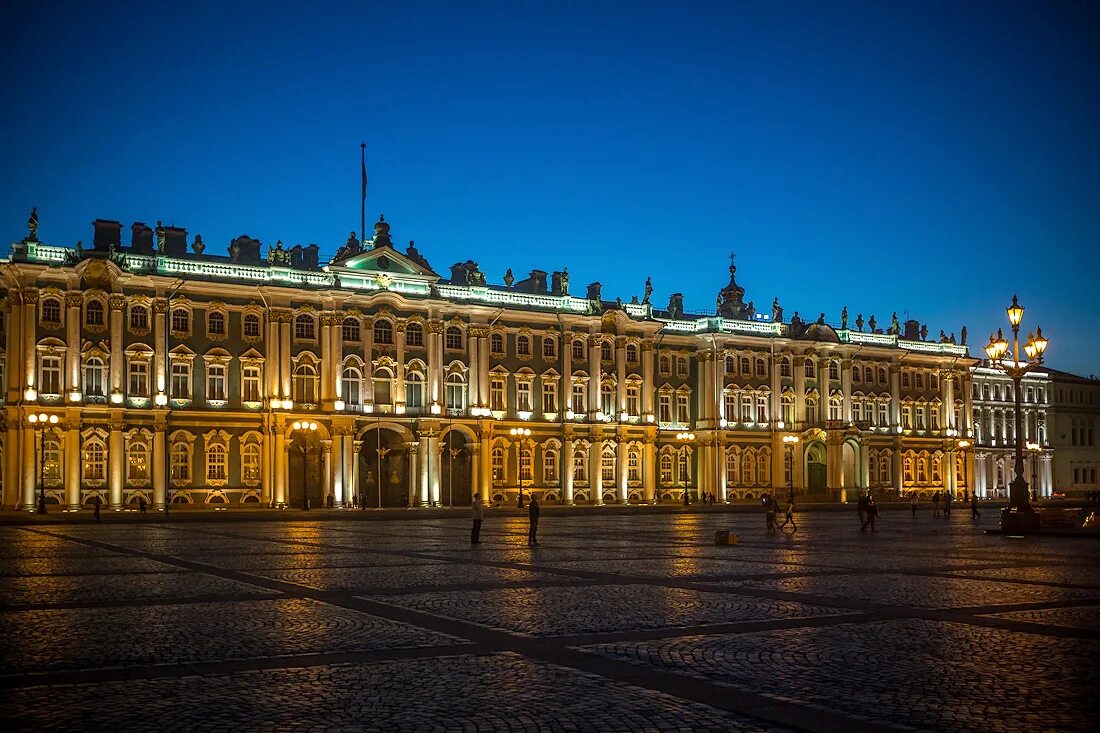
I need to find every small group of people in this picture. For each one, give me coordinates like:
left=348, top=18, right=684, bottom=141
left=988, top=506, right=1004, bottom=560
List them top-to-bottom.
left=931, top=490, right=954, bottom=518
left=857, top=491, right=879, bottom=532
left=698, top=492, right=720, bottom=505
left=762, top=492, right=797, bottom=532
left=470, top=494, right=540, bottom=545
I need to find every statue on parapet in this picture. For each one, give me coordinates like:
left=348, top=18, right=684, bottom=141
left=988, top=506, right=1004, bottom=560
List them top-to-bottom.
left=26, top=207, right=38, bottom=241
left=155, top=220, right=166, bottom=254
left=192, top=233, right=205, bottom=255
left=229, top=240, right=241, bottom=263
left=504, top=268, right=515, bottom=289
left=560, top=268, right=569, bottom=295
left=643, top=276, right=653, bottom=304
left=667, top=292, right=684, bottom=319
left=771, top=297, right=783, bottom=322
left=841, top=306, right=848, bottom=330
left=790, top=311, right=803, bottom=332
left=817, top=312, right=826, bottom=326
left=888, top=312, right=900, bottom=335
left=855, top=313, right=864, bottom=332
left=869, top=314, right=878, bottom=332
left=921, top=324, right=929, bottom=340
left=961, top=326, right=968, bottom=346
left=938, top=329, right=947, bottom=343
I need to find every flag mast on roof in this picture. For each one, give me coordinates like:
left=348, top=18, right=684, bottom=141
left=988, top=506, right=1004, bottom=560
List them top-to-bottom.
left=360, top=142, right=368, bottom=246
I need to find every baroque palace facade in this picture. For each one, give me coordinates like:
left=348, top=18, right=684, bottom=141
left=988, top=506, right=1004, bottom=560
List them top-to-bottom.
left=1, top=214, right=976, bottom=511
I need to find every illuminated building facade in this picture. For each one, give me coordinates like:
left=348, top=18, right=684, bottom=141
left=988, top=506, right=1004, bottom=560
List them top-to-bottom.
left=2, top=214, right=975, bottom=511
left=970, top=363, right=1052, bottom=498
left=1046, top=368, right=1100, bottom=497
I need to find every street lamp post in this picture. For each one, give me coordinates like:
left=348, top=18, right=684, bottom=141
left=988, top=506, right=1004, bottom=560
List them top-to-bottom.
left=983, top=295, right=1048, bottom=530
left=28, top=413, right=59, bottom=513
left=289, top=421, right=317, bottom=510
left=510, top=427, right=530, bottom=508
left=676, top=432, right=695, bottom=505
left=783, top=434, right=800, bottom=503
left=957, top=439, right=971, bottom=499
left=1027, top=442, right=1041, bottom=502
left=375, top=445, right=391, bottom=509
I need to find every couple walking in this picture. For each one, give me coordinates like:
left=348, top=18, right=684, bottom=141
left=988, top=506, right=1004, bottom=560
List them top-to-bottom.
left=471, top=494, right=540, bottom=545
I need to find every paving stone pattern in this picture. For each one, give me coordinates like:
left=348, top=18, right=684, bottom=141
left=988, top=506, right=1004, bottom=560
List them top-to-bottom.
left=1, top=510, right=1098, bottom=732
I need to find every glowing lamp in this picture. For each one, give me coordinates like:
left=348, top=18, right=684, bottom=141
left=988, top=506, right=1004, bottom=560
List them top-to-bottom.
left=1006, top=294, right=1024, bottom=327
left=1033, top=326, right=1048, bottom=357
left=1023, top=334, right=1037, bottom=361
left=24, top=388, right=37, bottom=401
left=69, top=391, right=82, bottom=402
left=110, top=392, right=124, bottom=404
left=154, top=393, right=168, bottom=406
left=334, top=400, right=346, bottom=411
left=430, top=403, right=442, bottom=415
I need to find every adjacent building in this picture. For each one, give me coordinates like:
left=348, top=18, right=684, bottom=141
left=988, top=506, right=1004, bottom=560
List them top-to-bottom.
left=2, top=213, right=976, bottom=511
left=970, top=363, right=1052, bottom=498
left=1046, top=368, right=1100, bottom=497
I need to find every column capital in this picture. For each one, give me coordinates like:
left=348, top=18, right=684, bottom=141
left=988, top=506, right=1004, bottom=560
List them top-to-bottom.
left=21, top=287, right=39, bottom=304
left=65, top=292, right=84, bottom=308
left=109, top=295, right=126, bottom=311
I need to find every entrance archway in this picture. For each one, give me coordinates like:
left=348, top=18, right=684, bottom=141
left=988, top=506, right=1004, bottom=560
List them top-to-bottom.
left=358, top=428, right=408, bottom=508
left=440, top=428, right=474, bottom=507
left=288, top=434, right=324, bottom=510
left=842, top=440, right=859, bottom=490
left=806, top=442, right=827, bottom=495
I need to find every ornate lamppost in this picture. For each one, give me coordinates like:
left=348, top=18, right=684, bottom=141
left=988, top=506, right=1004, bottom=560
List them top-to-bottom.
left=983, top=295, right=1048, bottom=531
left=27, top=412, right=59, bottom=513
left=289, top=420, right=317, bottom=510
left=510, top=427, right=531, bottom=508
left=676, top=432, right=695, bottom=505
left=782, top=434, right=800, bottom=503
left=957, top=439, right=971, bottom=500
left=1027, top=442, right=1041, bottom=502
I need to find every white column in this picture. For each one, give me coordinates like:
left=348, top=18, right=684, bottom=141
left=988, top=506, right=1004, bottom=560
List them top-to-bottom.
left=23, top=289, right=37, bottom=394
left=66, top=293, right=81, bottom=395
left=109, top=296, right=124, bottom=397
left=6, top=298, right=23, bottom=403
left=154, top=298, right=167, bottom=396
left=320, top=314, right=333, bottom=407
left=267, top=315, right=281, bottom=400
left=280, top=317, right=292, bottom=399
left=364, top=318, right=375, bottom=403
left=467, top=327, right=480, bottom=410
left=588, top=335, right=601, bottom=417
left=616, top=337, right=626, bottom=417
left=641, top=340, right=653, bottom=421
left=794, top=356, right=807, bottom=426
left=841, top=359, right=853, bottom=423
left=890, top=365, right=901, bottom=429
left=943, top=371, right=956, bottom=431
left=108, top=419, right=124, bottom=509
left=66, top=422, right=81, bottom=510
left=152, top=423, right=166, bottom=510
left=21, top=425, right=36, bottom=510
left=260, top=425, right=272, bottom=505
left=274, top=428, right=286, bottom=506
left=330, top=434, right=343, bottom=507
left=418, top=436, right=430, bottom=505
left=563, top=437, right=575, bottom=504
left=590, top=438, right=603, bottom=504
left=322, top=439, right=333, bottom=505
left=616, top=439, right=627, bottom=503
left=644, top=439, right=656, bottom=503
left=470, top=444, right=482, bottom=506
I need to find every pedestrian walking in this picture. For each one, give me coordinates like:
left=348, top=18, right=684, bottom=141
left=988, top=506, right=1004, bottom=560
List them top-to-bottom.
left=932, top=490, right=941, bottom=518
left=910, top=491, right=918, bottom=517
left=944, top=491, right=953, bottom=518
left=857, top=492, right=869, bottom=531
left=763, top=493, right=777, bottom=532
left=471, top=494, right=484, bottom=544
left=970, top=494, right=981, bottom=521
left=93, top=495, right=102, bottom=523
left=866, top=495, right=879, bottom=532
left=139, top=496, right=147, bottom=515
left=527, top=496, right=540, bottom=545
left=780, top=497, right=797, bottom=532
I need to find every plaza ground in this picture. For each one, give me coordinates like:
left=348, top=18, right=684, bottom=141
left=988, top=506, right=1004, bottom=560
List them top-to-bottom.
left=1, top=508, right=1098, bottom=731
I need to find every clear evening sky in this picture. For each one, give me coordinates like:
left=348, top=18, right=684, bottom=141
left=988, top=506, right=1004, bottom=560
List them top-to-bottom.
left=2, top=1, right=1097, bottom=375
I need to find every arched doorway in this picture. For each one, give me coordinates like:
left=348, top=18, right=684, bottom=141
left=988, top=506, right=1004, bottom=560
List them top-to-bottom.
left=358, top=428, right=407, bottom=508
left=440, top=428, right=473, bottom=507
left=288, top=434, right=324, bottom=510
left=842, top=440, right=860, bottom=491
left=806, top=442, right=827, bottom=495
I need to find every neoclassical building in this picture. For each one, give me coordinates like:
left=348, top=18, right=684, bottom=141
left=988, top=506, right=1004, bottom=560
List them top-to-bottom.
left=1, top=214, right=976, bottom=511
left=970, top=363, right=1052, bottom=498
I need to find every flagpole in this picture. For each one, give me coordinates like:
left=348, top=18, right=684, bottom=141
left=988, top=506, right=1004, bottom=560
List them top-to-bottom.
left=360, top=143, right=367, bottom=245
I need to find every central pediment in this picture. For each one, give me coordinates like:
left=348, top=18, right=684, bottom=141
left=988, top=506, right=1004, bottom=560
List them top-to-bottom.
left=330, top=247, right=436, bottom=278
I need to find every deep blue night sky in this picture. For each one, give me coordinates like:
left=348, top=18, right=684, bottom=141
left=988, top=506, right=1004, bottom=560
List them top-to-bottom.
left=2, top=1, right=1097, bottom=374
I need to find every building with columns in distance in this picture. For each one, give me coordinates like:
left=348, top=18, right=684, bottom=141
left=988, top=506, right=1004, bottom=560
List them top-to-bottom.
left=2, top=213, right=978, bottom=512
left=969, top=363, right=1052, bottom=499
left=1046, top=368, right=1100, bottom=498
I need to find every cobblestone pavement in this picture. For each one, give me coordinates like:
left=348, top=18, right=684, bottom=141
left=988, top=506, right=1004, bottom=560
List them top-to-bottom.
left=1, top=510, right=1098, bottom=732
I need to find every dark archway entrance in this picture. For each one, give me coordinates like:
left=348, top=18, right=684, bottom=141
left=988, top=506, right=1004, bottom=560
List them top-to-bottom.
left=359, top=428, right=408, bottom=508
left=441, top=429, right=473, bottom=507
left=288, top=435, right=324, bottom=510
left=807, top=442, right=827, bottom=495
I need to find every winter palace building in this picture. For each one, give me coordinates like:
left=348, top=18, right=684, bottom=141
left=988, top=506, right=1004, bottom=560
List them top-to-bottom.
left=2, top=214, right=980, bottom=511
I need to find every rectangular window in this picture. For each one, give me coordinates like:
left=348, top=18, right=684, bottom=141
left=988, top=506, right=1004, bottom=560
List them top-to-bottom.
left=40, top=355, right=62, bottom=395
left=128, top=361, right=149, bottom=397
left=171, top=362, right=191, bottom=399
left=207, top=364, right=226, bottom=401
left=243, top=366, right=261, bottom=403
left=490, top=378, right=506, bottom=412
left=517, top=381, right=531, bottom=412
left=542, top=382, right=557, bottom=414
left=571, top=383, right=585, bottom=415
left=626, top=385, right=639, bottom=417
left=724, top=393, right=737, bottom=423
left=659, top=394, right=672, bottom=424
left=677, top=394, right=690, bottom=424
left=756, top=396, right=768, bottom=423
left=879, top=402, right=888, bottom=426
left=903, top=406, right=913, bottom=430
left=930, top=407, right=940, bottom=431
left=171, top=445, right=190, bottom=482
left=519, top=447, right=532, bottom=483
left=543, top=450, right=557, bottom=483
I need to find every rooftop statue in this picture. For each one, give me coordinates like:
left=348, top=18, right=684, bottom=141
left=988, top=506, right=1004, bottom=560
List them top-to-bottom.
left=27, top=207, right=38, bottom=241
left=155, top=220, right=166, bottom=254
left=192, top=233, right=205, bottom=255
left=560, top=267, right=569, bottom=295
left=504, top=268, right=515, bottom=289
left=643, top=276, right=653, bottom=304
left=771, top=297, right=783, bottom=323
left=841, top=306, right=848, bottom=330
left=790, top=311, right=803, bottom=331
left=817, top=312, right=826, bottom=326
left=888, top=312, right=900, bottom=335
left=855, top=313, right=864, bottom=332
left=869, top=314, right=877, bottom=332
left=961, top=326, right=968, bottom=346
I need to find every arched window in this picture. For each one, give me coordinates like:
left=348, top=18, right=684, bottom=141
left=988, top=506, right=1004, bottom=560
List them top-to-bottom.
left=42, top=297, right=62, bottom=324
left=85, top=300, right=105, bottom=327
left=130, top=305, right=148, bottom=330
left=171, top=308, right=190, bottom=333
left=207, top=311, right=226, bottom=336
left=243, top=314, right=260, bottom=338
left=294, top=314, right=315, bottom=340
left=342, top=317, right=361, bottom=342
left=374, top=319, right=393, bottom=345
left=405, top=321, right=423, bottom=346
left=445, top=326, right=463, bottom=350
left=490, top=333, right=504, bottom=354
left=517, top=335, right=531, bottom=356
left=543, top=337, right=556, bottom=359
left=572, top=339, right=585, bottom=360
left=600, top=341, right=612, bottom=362
left=626, top=344, right=638, bottom=363
left=40, top=355, right=62, bottom=395
left=659, top=355, right=671, bottom=374
left=678, top=356, right=689, bottom=375
left=725, top=356, right=737, bottom=374
left=740, top=356, right=751, bottom=374
left=83, top=357, right=106, bottom=397
left=779, top=357, right=791, bottom=377
left=755, top=358, right=766, bottom=377
left=805, top=360, right=816, bottom=378
left=828, top=361, right=840, bottom=380
left=293, top=362, right=318, bottom=403
left=852, top=365, right=862, bottom=383
left=342, top=366, right=363, bottom=406
left=373, top=367, right=394, bottom=406
left=864, top=367, right=873, bottom=383
left=879, top=367, right=887, bottom=383
left=405, top=370, right=424, bottom=409
left=445, top=372, right=466, bottom=410
left=600, top=383, right=614, bottom=416
left=781, top=393, right=794, bottom=424
left=43, top=436, right=61, bottom=482
left=83, top=439, right=106, bottom=482
left=171, top=441, right=191, bottom=482
left=128, top=442, right=149, bottom=481
left=206, top=443, right=228, bottom=482
left=242, top=443, right=261, bottom=484
left=602, top=445, right=615, bottom=482
left=519, top=446, right=533, bottom=483
left=543, top=447, right=558, bottom=483
left=627, top=447, right=641, bottom=482
left=492, top=448, right=505, bottom=482
left=574, top=448, right=588, bottom=482
left=678, top=451, right=689, bottom=483
left=726, top=451, right=739, bottom=484
left=742, top=452, right=755, bottom=484
left=757, top=453, right=770, bottom=485
left=660, top=454, right=673, bottom=484
left=903, top=455, right=915, bottom=484
left=931, top=455, right=942, bottom=484
left=879, top=456, right=890, bottom=484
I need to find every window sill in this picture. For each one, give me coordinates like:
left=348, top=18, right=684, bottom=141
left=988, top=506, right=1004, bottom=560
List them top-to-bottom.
left=206, top=400, right=228, bottom=408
